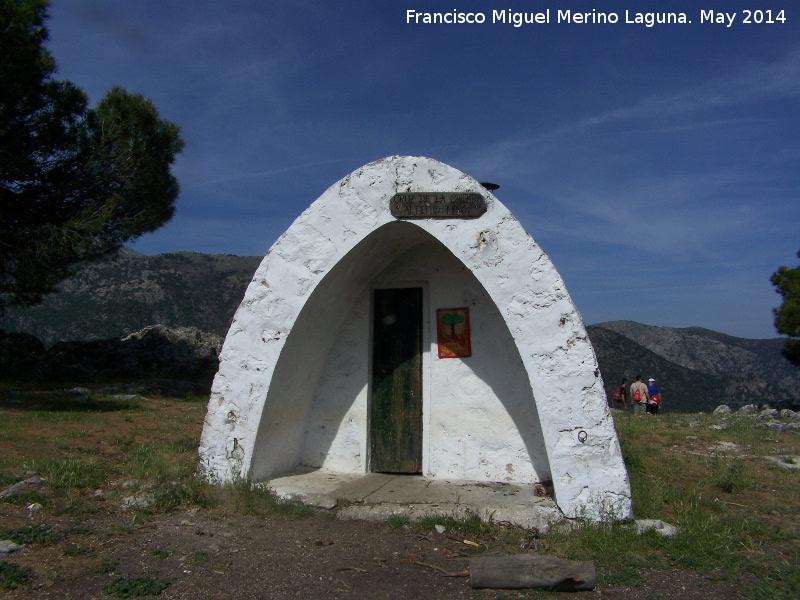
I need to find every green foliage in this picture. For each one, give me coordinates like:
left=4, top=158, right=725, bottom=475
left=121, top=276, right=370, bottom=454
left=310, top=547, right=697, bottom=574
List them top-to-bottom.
left=0, top=1, right=183, bottom=312
left=771, top=249, right=800, bottom=366
left=37, top=456, right=110, bottom=491
left=712, top=461, right=757, bottom=494
left=416, top=510, right=490, bottom=538
left=384, top=514, right=410, bottom=529
left=0, top=524, right=61, bottom=545
left=61, top=543, right=92, bottom=557
left=97, top=559, right=119, bottom=574
left=0, top=561, right=34, bottom=590
left=102, top=577, right=172, bottom=598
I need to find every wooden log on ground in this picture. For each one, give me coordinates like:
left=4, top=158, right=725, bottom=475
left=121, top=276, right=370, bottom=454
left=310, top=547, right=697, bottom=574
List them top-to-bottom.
left=469, top=554, right=595, bottom=591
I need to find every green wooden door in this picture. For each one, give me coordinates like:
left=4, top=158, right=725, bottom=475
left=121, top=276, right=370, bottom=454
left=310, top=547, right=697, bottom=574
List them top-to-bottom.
left=371, top=287, right=423, bottom=474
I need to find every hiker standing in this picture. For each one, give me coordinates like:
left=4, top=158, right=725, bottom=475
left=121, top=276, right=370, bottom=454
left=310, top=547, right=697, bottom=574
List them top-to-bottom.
left=629, top=375, right=649, bottom=415
left=611, top=378, right=629, bottom=410
left=646, top=378, right=663, bottom=414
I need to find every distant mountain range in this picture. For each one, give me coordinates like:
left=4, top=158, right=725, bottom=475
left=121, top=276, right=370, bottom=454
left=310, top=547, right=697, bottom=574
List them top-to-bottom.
left=0, top=248, right=261, bottom=345
left=1, top=249, right=797, bottom=412
left=587, top=322, right=798, bottom=412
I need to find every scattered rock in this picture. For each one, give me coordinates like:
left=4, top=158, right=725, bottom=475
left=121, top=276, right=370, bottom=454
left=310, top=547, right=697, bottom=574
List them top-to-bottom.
left=68, top=387, right=91, bottom=395
left=111, top=394, right=149, bottom=403
left=738, top=404, right=759, bottom=415
left=712, top=405, right=732, bottom=416
left=756, top=409, right=780, bottom=421
left=780, top=409, right=798, bottom=420
left=752, top=420, right=785, bottom=431
left=689, top=421, right=702, bottom=428
left=708, top=424, right=728, bottom=431
left=708, top=442, right=739, bottom=452
left=766, top=456, right=800, bottom=470
left=0, top=477, right=45, bottom=499
left=93, top=490, right=106, bottom=500
left=122, top=494, right=156, bottom=509
left=26, top=503, right=42, bottom=513
left=634, top=519, right=678, bottom=537
left=434, top=524, right=446, bottom=534
left=0, top=540, right=24, bottom=554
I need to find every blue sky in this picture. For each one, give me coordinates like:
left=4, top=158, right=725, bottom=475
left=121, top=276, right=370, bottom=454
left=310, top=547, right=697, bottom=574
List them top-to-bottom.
left=45, top=1, right=799, bottom=339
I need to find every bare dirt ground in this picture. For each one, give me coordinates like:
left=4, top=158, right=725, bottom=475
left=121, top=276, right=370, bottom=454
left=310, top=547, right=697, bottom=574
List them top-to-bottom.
left=1, top=501, right=746, bottom=600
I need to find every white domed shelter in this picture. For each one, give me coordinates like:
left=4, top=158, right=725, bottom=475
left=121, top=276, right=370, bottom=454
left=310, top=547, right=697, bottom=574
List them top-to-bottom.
left=199, top=156, right=632, bottom=520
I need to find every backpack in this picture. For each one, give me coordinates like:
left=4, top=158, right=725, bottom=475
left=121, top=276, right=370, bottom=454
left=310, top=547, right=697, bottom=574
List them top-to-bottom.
left=612, top=387, right=621, bottom=402
left=633, top=388, right=641, bottom=402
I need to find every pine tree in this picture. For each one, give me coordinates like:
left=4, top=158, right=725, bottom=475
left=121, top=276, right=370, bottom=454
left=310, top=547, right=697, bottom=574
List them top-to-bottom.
left=0, top=0, right=183, bottom=311
left=771, top=249, right=800, bottom=366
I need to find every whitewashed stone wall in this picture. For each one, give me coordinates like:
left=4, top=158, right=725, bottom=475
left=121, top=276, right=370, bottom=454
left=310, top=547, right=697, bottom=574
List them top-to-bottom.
left=199, top=156, right=632, bottom=520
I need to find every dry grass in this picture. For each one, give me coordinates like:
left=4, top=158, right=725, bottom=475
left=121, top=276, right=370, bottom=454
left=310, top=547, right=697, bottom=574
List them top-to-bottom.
left=1, top=384, right=798, bottom=598
left=542, top=411, right=800, bottom=598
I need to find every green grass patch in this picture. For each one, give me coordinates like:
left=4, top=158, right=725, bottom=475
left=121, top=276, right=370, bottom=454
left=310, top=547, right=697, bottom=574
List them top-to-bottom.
left=579, top=411, right=800, bottom=600
left=25, top=456, right=111, bottom=491
left=712, top=460, right=757, bottom=494
left=384, top=514, right=410, bottom=529
left=0, top=524, right=61, bottom=545
left=62, top=543, right=93, bottom=557
left=97, top=559, right=119, bottom=574
left=0, top=561, right=34, bottom=590
left=102, top=576, right=172, bottom=597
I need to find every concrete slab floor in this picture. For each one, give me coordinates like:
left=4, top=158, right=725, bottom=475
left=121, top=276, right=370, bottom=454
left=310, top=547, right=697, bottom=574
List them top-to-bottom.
left=263, top=470, right=563, bottom=532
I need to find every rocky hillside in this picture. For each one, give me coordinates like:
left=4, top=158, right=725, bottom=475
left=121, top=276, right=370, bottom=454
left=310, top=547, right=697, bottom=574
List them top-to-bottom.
left=0, top=248, right=261, bottom=345
left=1, top=250, right=797, bottom=412
left=588, top=321, right=800, bottom=413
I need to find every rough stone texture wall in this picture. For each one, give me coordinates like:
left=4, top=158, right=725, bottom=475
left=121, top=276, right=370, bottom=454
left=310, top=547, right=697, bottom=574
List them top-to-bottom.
left=198, top=156, right=632, bottom=520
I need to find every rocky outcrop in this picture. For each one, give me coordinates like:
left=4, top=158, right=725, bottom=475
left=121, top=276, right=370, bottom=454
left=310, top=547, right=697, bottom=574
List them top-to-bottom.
left=0, top=248, right=260, bottom=345
left=0, top=325, right=222, bottom=384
